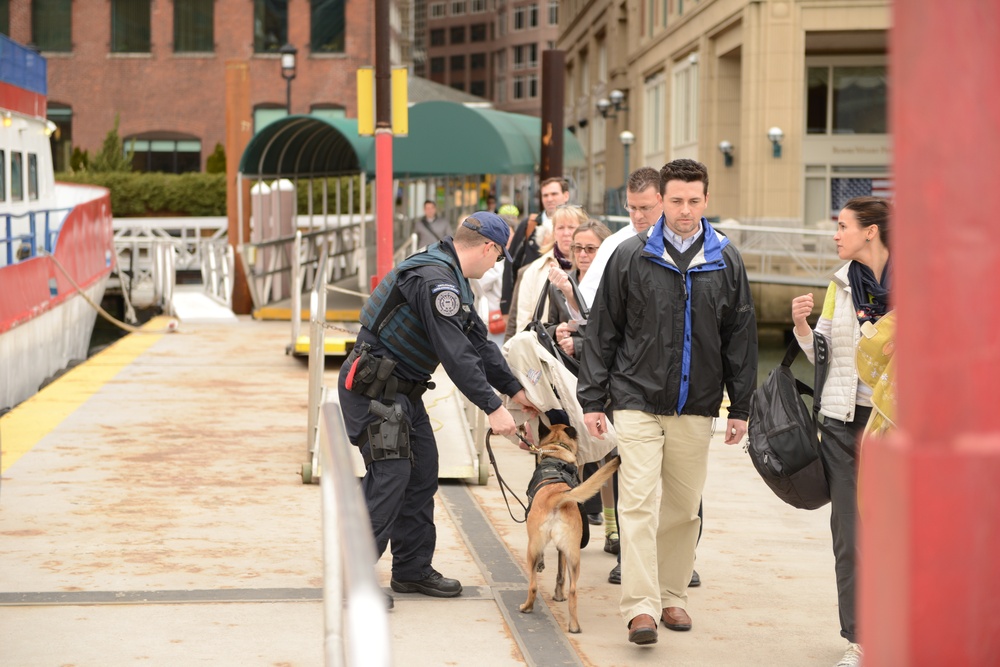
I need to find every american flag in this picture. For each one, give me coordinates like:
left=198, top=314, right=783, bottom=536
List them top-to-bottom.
left=831, top=177, right=893, bottom=218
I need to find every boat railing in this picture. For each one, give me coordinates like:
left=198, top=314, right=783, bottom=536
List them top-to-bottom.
left=0, top=208, right=72, bottom=267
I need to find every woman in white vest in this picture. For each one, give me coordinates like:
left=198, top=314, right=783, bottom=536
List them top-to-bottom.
left=791, top=196, right=892, bottom=667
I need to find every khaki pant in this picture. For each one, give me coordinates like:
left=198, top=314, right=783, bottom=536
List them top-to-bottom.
left=614, top=410, right=713, bottom=624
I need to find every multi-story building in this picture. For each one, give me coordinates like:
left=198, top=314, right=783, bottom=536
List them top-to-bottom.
left=1, top=0, right=383, bottom=173
left=422, top=0, right=558, bottom=116
left=559, top=0, right=891, bottom=221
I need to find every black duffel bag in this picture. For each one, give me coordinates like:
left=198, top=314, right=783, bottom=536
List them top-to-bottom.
left=746, top=335, right=831, bottom=510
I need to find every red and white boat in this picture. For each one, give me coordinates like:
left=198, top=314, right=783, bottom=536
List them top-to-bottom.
left=1, top=35, right=114, bottom=412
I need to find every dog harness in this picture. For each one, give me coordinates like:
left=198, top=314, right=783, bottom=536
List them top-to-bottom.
left=525, top=458, right=579, bottom=511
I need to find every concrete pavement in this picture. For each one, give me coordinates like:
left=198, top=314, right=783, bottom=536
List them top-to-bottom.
left=0, top=318, right=851, bottom=665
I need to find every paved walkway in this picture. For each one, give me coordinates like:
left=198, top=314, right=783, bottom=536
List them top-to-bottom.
left=0, top=317, right=849, bottom=665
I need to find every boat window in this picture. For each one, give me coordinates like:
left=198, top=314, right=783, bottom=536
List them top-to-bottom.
left=11, top=151, right=23, bottom=202
left=28, top=153, right=38, bottom=200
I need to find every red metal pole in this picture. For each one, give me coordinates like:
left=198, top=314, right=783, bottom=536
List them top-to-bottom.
left=374, top=0, right=393, bottom=283
left=860, top=3, right=1000, bottom=665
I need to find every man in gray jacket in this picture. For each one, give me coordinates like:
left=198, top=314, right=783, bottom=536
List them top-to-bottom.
left=577, top=159, right=757, bottom=646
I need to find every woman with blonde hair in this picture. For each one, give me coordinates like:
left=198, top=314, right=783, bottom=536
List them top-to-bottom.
left=504, top=204, right=588, bottom=340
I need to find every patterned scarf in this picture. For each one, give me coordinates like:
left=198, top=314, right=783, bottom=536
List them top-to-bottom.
left=553, top=244, right=572, bottom=270
left=848, top=257, right=892, bottom=325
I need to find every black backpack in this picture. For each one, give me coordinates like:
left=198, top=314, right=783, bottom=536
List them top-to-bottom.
left=746, top=335, right=831, bottom=510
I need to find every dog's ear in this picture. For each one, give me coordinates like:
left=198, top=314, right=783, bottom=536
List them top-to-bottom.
left=537, top=420, right=552, bottom=442
left=564, top=425, right=578, bottom=440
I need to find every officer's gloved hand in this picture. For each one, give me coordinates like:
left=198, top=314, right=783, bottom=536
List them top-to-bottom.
left=487, top=405, right=518, bottom=436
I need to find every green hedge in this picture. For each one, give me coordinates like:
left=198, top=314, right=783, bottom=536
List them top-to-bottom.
left=56, top=171, right=228, bottom=217
left=55, top=172, right=370, bottom=218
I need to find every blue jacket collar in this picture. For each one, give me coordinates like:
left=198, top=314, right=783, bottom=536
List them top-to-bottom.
left=643, top=216, right=728, bottom=266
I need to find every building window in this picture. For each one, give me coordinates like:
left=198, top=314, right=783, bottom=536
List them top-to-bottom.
left=32, top=0, right=72, bottom=52
left=111, top=0, right=151, bottom=53
left=174, top=0, right=213, bottom=53
left=254, top=0, right=287, bottom=53
left=311, top=0, right=345, bottom=53
left=470, top=0, right=486, bottom=12
left=548, top=0, right=558, bottom=25
left=451, top=1, right=466, bottom=15
left=1, top=2, right=9, bottom=37
left=430, top=2, right=445, bottom=18
left=528, top=3, right=538, bottom=27
left=513, top=5, right=525, bottom=30
left=497, top=8, right=506, bottom=36
left=470, top=23, right=487, bottom=42
left=450, top=26, right=465, bottom=44
left=430, top=28, right=445, bottom=46
left=513, top=43, right=536, bottom=70
left=470, top=52, right=486, bottom=70
left=450, top=54, right=465, bottom=71
left=430, top=56, right=445, bottom=73
left=671, top=57, right=698, bottom=157
left=807, top=64, right=887, bottom=135
left=644, top=72, right=666, bottom=167
left=513, top=73, right=537, bottom=100
left=496, top=75, right=506, bottom=103
left=470, top=80, right=486, bottom=96
left=451, top=81, right=465, bottom=91
left=47, top=103, right=72, bottom=172
left=254, top=104, right=288, bottom=132
left=309, top=104, right=346, bottom=123
left=126, top=132, right=202, bottom=173
left=0, top=150, right=5, bottom=202
left=10, top=151, right=23, bottom=201
left=804, top=165, right=892, bottom=224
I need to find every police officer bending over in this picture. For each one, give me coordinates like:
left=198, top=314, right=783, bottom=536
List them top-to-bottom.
left=338, top=211, right=538, bottom=605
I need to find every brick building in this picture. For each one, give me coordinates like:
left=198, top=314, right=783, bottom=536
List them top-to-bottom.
left=1, top=0, right=380, bottom=173
left=421, top=0, right=559, bottom=116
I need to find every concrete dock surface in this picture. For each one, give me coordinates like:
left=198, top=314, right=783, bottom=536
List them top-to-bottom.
left=1, top=318, right=851, bottom=666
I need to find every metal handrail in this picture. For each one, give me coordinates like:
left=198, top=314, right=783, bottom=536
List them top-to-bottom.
left=319, top=401, right=392, bottom=667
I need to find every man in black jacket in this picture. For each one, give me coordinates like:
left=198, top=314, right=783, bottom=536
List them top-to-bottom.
left=577, top=159, right=757, bottom=646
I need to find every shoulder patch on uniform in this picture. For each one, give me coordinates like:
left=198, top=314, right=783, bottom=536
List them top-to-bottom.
left=431, top=283, right=460, bottom=294
left=434, top=290, right=461, bottom=316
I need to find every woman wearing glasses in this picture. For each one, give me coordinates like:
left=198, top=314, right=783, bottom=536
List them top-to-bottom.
left=504, top=204, right=588, bottom=340
left=546, top=220, right=612, bottom=360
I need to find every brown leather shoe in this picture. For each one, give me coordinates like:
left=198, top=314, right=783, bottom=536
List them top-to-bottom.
left=661, top=606, right=692, bottom=631
left=627, top=614, right=658, bottom=645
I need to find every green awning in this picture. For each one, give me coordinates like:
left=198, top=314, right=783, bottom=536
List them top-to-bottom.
left=392, top=101, right=585, bottom=176
left=237, top=104, right=586, bottom=179
left=237, top=115, right=372, bottom=178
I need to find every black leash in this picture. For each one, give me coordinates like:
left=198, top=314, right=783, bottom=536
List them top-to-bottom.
left=484, top=428, right=533, bottom=524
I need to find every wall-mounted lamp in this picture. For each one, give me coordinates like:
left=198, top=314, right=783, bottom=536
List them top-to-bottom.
left=597, top=89, right=628, bottom=119
left=2, top=111, right=12, bottom=128
left=44, top=120, right=58, bottom=137
left=767, top=126, right=784, bottom=158
left=718, top=140, right=734, bottom=167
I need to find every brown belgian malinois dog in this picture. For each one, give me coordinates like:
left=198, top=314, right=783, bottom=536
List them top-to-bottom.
left=519, top=424, right=621, bottom=633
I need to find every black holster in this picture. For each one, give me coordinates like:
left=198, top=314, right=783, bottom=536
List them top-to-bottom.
left=360, top=400, right=411, bottom=467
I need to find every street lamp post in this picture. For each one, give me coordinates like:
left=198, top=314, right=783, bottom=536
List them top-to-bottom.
left=279, top=43, right=298, bottom=114
left=619, top=130, right=635, bottom=189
